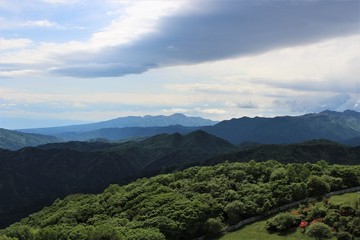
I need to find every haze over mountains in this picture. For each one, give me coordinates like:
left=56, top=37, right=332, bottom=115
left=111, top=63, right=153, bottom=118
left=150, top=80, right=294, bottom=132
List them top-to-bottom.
left=1, top=110, right=360, bottom=228
left=3, top=110, right=359, bottom=150
left=19, top=113, right=217, bottom=135
left=0, top=128, right=61, bottom=150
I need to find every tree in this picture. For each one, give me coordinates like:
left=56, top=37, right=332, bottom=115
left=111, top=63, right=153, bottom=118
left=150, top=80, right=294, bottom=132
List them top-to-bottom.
left=270, top=167, right=288, bottom=182
left=307, top=176, right=330, bottom=197
left=224, top=200, right=246, bottom=224
left=266, top=212, right=298, bottom=232
left=204, top=218, right=224, bottom=234
left=306, top=222, right=333, bottom=240
left=2, top=225, right=34, bottom=240
left=124, top=228, right=165, bottom=240
left=337, top=231, right=353, bottom=240
left=0, top=236, right=17, bottom=240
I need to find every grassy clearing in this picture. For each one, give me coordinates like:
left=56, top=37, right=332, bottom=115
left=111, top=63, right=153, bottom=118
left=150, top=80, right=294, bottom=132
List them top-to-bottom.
left=213, top=192, right=360, bottom=240
left=328, top=192, right=360, bottom=206
left=212, top=219, right=316, bottom=240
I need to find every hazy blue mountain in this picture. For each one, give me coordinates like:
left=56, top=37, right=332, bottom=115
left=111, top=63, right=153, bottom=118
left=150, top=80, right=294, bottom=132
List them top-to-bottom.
left=202, top=110, right=360, bottom=144
left=19, top=113, right=217, bottom=135
left=54, top=125, right=199, bottom=141
left=0, top=128, right=61, bottom=150
left=0, top=131, right=235, bottom=227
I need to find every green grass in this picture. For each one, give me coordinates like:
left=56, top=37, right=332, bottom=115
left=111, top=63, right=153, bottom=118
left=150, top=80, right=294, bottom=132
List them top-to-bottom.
left=213, top=192, right=360, bottom=240
left=328, top=192, right=360, bottom=206
left=212, top=219, right=315, bottom=240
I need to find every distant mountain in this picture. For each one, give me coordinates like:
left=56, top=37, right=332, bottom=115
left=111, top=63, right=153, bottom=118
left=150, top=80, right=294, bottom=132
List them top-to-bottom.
left=202, top=110, right=360, bottom=144
left=19, top=113, right=218, bottom=135
left=55, top=125, right=199, bottom=141
left=0, top=128, right=61, bottom=150
left=0, top=131, right=235, bottom=227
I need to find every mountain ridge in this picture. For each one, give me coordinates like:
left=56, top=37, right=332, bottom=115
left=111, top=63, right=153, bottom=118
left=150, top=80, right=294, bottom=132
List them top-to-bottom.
left=201, top=110, right=360, bottom=145
left=18, top=113, right=218, bottom=135
left=0, top=128, right=61, bottom=150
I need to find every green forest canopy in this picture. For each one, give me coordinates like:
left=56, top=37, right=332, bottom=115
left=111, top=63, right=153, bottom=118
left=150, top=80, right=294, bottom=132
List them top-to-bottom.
left=1, top=160, right=359, bottom=240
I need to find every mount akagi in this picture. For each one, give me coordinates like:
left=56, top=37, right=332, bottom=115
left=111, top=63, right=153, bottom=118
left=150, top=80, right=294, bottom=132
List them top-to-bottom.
left=13, top=110, right=360, bottom=146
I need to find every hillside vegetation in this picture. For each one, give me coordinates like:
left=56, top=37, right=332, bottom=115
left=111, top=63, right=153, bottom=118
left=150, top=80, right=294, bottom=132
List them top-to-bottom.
left=0, top=128, right=61, bottom=150
left=0, top=131, right=236, bottom=227
left=1, top=134, right=360, bottom=228
left=208, top=140, right=360, bottom=165
left=1, top=161, right=359, bottom=240
left=215, top=193, right=360, bottom=240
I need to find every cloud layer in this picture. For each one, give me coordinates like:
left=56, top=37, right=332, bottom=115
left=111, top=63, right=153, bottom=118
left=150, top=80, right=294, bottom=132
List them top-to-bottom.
left=0, top=0, right=359, bottom=128
left=51, top=0, right=359, bottom=77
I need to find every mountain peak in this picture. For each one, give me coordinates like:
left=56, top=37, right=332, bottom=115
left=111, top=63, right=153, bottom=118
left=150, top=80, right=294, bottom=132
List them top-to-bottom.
left=170, top=113, right=187, bottom=117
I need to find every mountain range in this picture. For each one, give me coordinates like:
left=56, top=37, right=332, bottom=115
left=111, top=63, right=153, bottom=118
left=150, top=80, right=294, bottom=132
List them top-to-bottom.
left=2, top=110, right=360, bottom=150
left=202, top=110, right=360, bottom=145
left=18, top=113, right=217, bottom=135
left=54, top=125, right=199, bottom=141
left=1, top=128, right=360, bottom=228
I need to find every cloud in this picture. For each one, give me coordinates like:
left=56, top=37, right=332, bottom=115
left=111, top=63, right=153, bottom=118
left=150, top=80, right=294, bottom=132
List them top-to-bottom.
left=39, top=0, right=81, bottom=4
left=50, top=0, right=359, bottom=77
left=23, top=20, right=56, bottom=27
left=0, top=38, right=33, bottom=50
left=272, top=93, right=358, bottom=113
left=236, top=101, right=259, bottom=109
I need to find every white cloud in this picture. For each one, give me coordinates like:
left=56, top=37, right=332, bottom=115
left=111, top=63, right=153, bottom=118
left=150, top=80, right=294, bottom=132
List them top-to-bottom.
left=40, top=0, right=80, bottom=4
left=1, top=1, right=187, bottom=67
left=90, top=1, right=186, bottom=47
left=23, top=20, right=56, bottom=27
left=0, top=38, right=33, bottom=50
left=195, top=108, right=226, bottom=115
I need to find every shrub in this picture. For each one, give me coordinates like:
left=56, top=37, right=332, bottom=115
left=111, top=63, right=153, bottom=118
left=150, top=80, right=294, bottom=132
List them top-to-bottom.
left=266, top=213, right=298, bottom=232
left=204, top=218, right=224, bottom=234
left=306, top=222, right=333, bottom=240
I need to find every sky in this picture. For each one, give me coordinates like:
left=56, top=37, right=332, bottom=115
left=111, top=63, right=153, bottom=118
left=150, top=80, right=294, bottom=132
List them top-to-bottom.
left=0, top=0, right=359, bottom=129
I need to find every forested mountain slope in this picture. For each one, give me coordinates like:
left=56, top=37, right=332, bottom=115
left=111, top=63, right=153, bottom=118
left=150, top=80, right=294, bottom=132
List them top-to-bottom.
left=202, top=110, right=360, bottom=144
left=0, top=131, right=236, bottom=227
left=207, top=140, right=360, bottom=166
left=1, top=161, right=359, bottom=240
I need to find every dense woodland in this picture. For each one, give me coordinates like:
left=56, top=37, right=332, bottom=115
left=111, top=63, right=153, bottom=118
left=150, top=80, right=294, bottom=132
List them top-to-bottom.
left=1, top=160, right=359, bottom=240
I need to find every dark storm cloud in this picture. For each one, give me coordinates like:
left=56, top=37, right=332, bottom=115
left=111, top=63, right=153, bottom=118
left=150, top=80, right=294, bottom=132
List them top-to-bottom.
left=52, top=0, right=359, bottom=77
